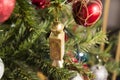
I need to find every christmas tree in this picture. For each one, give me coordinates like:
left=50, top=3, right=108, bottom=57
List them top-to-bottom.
left=0, top=0, right=119, bottom=80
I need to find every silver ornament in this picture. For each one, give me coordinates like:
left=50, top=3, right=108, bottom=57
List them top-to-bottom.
left=0, top=58, right=4, bottom=79
left=91, top=64, right=108, bottom=80
left=70, top=73, right=84, bottom=80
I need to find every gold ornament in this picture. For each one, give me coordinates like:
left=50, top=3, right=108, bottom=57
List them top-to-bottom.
left=49, top=21, right=65, bottom=68
left=37, top=72, right=48, bottom=80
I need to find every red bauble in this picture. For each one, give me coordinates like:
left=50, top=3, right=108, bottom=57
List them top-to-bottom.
left=0, top=0, right=16, bottom=23
left=31, top=0, right=50, bottom=9
left=72, top=0, right=102, bottom=27
left=65, top=33, right=69, bottom=42
left=71, top=57, right=78, bottom=63
left=83, top=64, right=89, bottom=69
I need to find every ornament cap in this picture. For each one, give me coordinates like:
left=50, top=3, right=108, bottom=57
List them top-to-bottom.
left=51, top=21, right=64, bottom=36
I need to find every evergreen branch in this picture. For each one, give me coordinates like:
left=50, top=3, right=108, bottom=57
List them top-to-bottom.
left=79, top=30, right=107, bottom=52
left=2, top=60, right=39, bottom=80
left=38, top=61, right=76, bottom=80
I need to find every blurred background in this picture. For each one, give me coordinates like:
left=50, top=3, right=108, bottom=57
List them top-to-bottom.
left=102, top=0, right=120, bottom=80
left=107, top=0, right=120, bottom=30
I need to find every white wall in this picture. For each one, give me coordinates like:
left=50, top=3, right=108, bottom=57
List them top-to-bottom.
left=108, top=0, right=120, bottom=29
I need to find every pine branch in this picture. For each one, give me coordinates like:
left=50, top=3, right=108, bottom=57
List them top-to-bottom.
left=65, top=24, right=108, bottom=53
left=79, top=30, right=107, bottom=52
left=2, top=60, right=39, bottom=80
left=38, top=61, right=76, bottom=80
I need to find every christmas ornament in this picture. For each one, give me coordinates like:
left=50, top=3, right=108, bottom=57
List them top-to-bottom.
left=0, top=0, right=16, bottom=23
left=31, top=0, right=50, bottom=9
left=72, top=0, right=102, bottom=27
left=49, top=21, right=65, bottom=68
left=65, top=33, right=69, bottom=42
left=65, top=51, right=78, bottom=63
left=76, top=52, right=88, bottom=63
left=71, top=57, right=78, bottom=63
left=0, top=58, right=4, bottom=79
left=83, top=63, right=89, bottom=69
left=91, top=64, right=108, bottom=80
left=37, top=71, right=48, bottom=80
left=70, top=72, right=84, bottom=80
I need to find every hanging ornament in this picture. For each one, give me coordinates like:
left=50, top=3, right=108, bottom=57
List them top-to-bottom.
left=0, top=0, right=16, bottom=23
left=31, top=0, right=50, bottom=9
left=72, top=0, right=102, bottom=27
left=49, top=21, right=65, bottom=68
left=65, top=33, right=69, bottom=42
left=65, top=51, right=78, bottom=63
left=75, top=52, right=89, bottom=63
left=71, top=57, right=78, bottom=63
left=0, top=58, right=4, bottom=79
left=83, top=63, right=89, bottom=69
left=91, top=64, right=108, bottom=80
left=70, top=72, right=84, bottom=80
